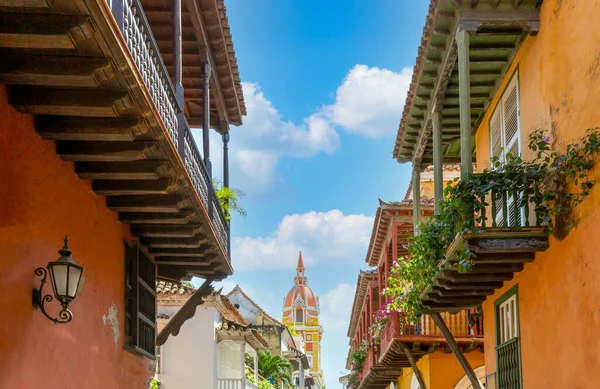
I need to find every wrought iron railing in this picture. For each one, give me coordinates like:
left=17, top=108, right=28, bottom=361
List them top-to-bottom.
left=108, top=0, right=230, bottom=255
left=111, top=0, right=180, bottom=146
left=496, top=338, right=521, bottom=389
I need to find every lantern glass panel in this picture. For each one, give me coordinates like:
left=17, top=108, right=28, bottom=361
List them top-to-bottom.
left=50, top=263, right=69, bottom=297
left=67, top=266, right=82, bottom=298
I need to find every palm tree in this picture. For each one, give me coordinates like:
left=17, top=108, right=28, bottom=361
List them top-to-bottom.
left=257, top=350, right=294, bottom=388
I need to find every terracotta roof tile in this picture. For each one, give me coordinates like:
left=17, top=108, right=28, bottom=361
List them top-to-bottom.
left=392, top=0, right=439, bottom=160
left=157, top=280, right=196, bottom=295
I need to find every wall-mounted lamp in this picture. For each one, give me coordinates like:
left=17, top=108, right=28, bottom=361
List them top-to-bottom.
left=32, top=237, right=84, bottom=324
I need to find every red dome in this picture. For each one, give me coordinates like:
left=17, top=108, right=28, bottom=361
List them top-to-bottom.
left=282, top=252, right=319, bottom=317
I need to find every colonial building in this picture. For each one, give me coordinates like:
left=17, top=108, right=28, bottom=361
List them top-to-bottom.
left=0, top=0, right=244, bottom=386
left=392, top=1, right=600, bottom=388
left=346, top=167, right=484, bottom=389
left=283, top=253, right=325, bottom=389
left=156, top=281, right=268, bottom=389
left=227, top=285, right=298, bottom=358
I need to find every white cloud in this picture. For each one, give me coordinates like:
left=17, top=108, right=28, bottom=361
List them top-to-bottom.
left=198, top=65, right=412, bottom=195
left=323, top=65, right=413, bottom=138
left=232, top=210, right=373, bottom=271
left=320, top=283, right=356, bottom=333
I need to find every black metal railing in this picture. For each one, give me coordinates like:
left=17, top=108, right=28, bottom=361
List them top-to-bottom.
left=109, top=0, right=230, bottom=255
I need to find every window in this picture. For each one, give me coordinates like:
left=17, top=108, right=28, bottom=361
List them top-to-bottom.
left=490, top=71, right=523, bottom=227
left=490, top=71, right=521, bottom=163
left=125, top=243, right=157, bottom=359
left=495, top=286, right=521, bottom=389
left=295, top=307, right=304, bottom=323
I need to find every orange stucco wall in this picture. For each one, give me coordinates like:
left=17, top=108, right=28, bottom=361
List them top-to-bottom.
left=474, top=1, right=600, bottom=387
left=0, top=84, right=152, bottom=388
left=393, top=351, right=484, bottom=389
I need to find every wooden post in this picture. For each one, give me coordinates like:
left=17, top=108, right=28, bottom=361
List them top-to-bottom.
left=172, top=0, right=186, bottom=157
left=456, top=29, right=473, bottom=179
left=202, top=62, right=212, bottom=176
left=202, top=62, right=213, bottom=217
left=432, top=108, right=443, bottom=215
left=222, top=132, right=230, bottom=189
left=412, top=170, right=421, bottom=234
left=392, top=222, right=398, bottom=264
left=384, top=247, right=389, bottom=288
left=430, top=313, right=482, bottom=388
left=403, top=346, right=428, bottom=389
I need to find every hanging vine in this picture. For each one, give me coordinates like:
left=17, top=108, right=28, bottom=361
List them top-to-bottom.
left=383, top=127, right=600, bottom=322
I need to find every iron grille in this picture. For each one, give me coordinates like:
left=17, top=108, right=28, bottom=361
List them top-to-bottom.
left=496, top=338, right=521, bottom=389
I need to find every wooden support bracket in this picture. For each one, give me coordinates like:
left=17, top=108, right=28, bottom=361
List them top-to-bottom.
left=430, top=313, right=482, bottom=388
left=403, top=345, right=428, bottom=389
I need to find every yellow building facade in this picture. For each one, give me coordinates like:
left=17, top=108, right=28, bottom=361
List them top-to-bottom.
left=282, top=253, right=325, bottom=388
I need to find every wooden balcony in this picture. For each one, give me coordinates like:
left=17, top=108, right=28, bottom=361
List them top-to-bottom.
left=0, top=0, right=244, bottom=280
left=421, top=173, right=550, bottom=312
left=377, top=311, right=483, bottom=372
left=358, top=343, right=402, bottom=389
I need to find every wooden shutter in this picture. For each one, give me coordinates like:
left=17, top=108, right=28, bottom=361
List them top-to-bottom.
left=489, top=71, right=521, bottom=162
left=490, top=72, right=522, bottom=227
left=502, top=75, right=521, bottom=157
left=490, top=106, right=503, bottom=162
left=125, top=244, right=157, bottom=359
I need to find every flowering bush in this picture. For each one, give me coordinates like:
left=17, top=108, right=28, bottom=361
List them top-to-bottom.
left=383, top=128, right=600, bottom=322
left=368, top=301, right=392, bottom=346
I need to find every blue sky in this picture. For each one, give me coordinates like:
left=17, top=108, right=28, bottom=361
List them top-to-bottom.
left=192, top=1, right=430, bottom=388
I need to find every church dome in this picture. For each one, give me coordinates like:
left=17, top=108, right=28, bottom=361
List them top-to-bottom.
left=283, top=252, right=319, bottom=322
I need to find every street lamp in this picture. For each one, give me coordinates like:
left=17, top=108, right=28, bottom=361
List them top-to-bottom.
left=32, top=237, right=84, bottom=324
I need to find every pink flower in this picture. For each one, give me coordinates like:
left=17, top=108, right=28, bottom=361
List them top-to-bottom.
left=544, top=136, right=550, bottom=143
left=557, top=160, right=562, bottom=167
left=489, top=180, right=495, bottom=185
left=441, top=236, right=445, bottom=241
left=393, top=261, right=399, bottom=267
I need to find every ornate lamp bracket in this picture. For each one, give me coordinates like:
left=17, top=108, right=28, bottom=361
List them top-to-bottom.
left=32, top=268, right=73, bottom=324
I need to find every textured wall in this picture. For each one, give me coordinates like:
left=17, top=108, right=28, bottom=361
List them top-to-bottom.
left=474, top=1, right=600, bottom=387
left=0, top=85, right=152, bottom=388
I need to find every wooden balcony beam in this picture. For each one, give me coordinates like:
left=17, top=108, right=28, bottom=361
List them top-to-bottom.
left=0, top=13, right=95, bottom=50
left=0, top=55, right=115, bottom=87
left=9, top=86, right=131, bottom=117
left=36, top=117, right=149, bottom=141
left=57, top=141, right=159, bottom=162
left=75, top=160, right=170, bottom=180
left=92, top=179, right=177, bottom=195
left=106, top=195, right=188, bottom=212
left=131, top=225, right=203, bottom=238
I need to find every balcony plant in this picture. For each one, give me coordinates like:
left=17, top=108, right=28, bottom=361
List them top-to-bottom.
left=384, top=128, right=600, bottom=322
left=212, top=179, right=246, bottom=222
left=368, top=302, right=392, bottom=346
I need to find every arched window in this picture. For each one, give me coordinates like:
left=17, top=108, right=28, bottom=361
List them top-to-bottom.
left=295, top=307, right=304, bottom=323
